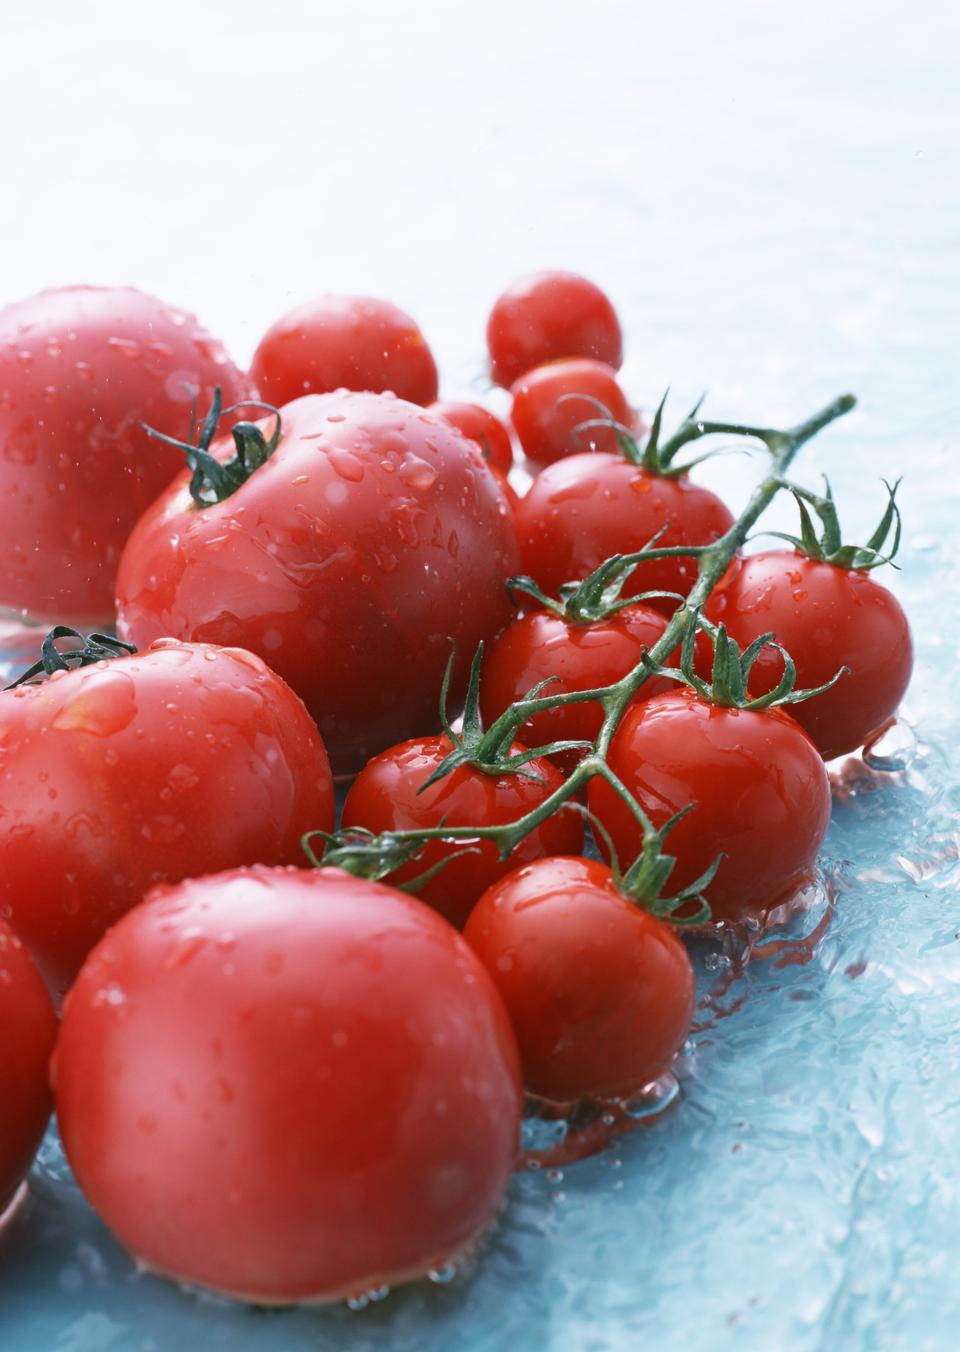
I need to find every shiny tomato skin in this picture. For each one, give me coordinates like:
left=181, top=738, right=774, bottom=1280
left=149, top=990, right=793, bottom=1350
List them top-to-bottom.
left=487, top=272, right=623, bottom=388
left=0, top=286, right=252, bottom=627
left=250, top=295, right=438, bottom=406
left=510, top=359, right=632, bottom=468
left=116, top=392, right=520, bottom=775
left=427, top=401, right=514, bottom=473
left=516, top=453, right=734, bottom=615
left=490, top=465, right=520, bottom=513
left=706, top=551, right=913, bottom=760
left=0, top=642, right=334, bottom=994
left=588, top=690, right=831, bottom=923
left=341, top=736, right=584, bottom=928
left=464, top=857, right=694, bottom=1102
left=53, top=865, right=522, bottom=1304
left=0, top=921, right=57, bottom=1210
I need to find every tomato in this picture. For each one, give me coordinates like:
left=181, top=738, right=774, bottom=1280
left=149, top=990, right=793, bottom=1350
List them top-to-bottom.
left=487, top=272, right=623, bottom=387
left=0, top=286, right=252, bottom=627
left=250, top=295, right=438, bottom=407
left=510, top=359, right=632, bottom=468
left=116, top=391, right=520, bottom=774
left=427, top=401, right=514, bottom=473
left=516, top=453, right=734, bottom=616
left=490, top=465, right=520, bottom=513
left=706, top=551, right=913, bottom=760
left=0, top=640, right=334, bottom=994
left=587, top=689, right=831, bottom=923
left=340, top=736, right=584, bottom=928
left=464, top=857, right=694, bottom=1102
left=53, top=865, right=522, bottom=1304
left=0, top=921, right=57, bottom=1212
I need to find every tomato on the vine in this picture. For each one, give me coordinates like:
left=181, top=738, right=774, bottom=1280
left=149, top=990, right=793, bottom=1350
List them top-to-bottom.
left=487, top=272, right=623, bottom=388
left=510, top=358, right=632, bottom=468
left=427, top=401, right=514, bottom=474
left=0, top=921, right=57, bottom=1212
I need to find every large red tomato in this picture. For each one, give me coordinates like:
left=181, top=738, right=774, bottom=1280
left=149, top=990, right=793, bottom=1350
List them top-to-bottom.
left=487, top=272, right=623, bottom=387
left=0, top=286, right=252, bottom=626
left=510, top=358, right=632, bottom=468
left=116, top=392, right=521, bottom=773
left=0, top=639, right=333, bottom=994
left=53, top=866, right=522, bottom=1304
left=0, top=921, right=57, bottom=1212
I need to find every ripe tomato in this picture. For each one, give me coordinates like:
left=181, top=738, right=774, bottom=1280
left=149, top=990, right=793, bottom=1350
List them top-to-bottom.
left=487, top=272, right=623, bottom=388
left=0, top=286, right=252, bottom=627
left=250, top=295, right=438, bottom=407
left=510, top=359, right=632, bottom=468
left=116, top=392, right=520, bottom=774
left=427, top=401, right=514, bottom=474
left=516, top=453, right=734, bottom=615
left=706, top=551, right=913, bottom=760
left=0, top=640, right=334, bottom=994
left=587, top=690, right=831, bottom=923
left=340, top=736, right=584, bottom=928
left=464, top=857, right=694, bottom=1102
left=53, top=865, right=522, bottom=1304
left=0, top=921, right=57, bottom=1212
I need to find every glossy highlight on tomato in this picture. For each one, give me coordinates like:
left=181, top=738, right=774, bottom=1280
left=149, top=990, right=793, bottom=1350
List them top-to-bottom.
left=487, top=271, right=623, bottom=388
left=510, top=358, right=632, bottom=468
left=427, top=401, right=514, bottom=473
left=0, top=921, right=57, bottom=1212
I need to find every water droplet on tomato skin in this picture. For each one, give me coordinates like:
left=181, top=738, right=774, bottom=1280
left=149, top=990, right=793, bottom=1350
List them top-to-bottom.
left=107, top=336, right=143, bottom=360
left=427, top=1263, right=458, bottom=1285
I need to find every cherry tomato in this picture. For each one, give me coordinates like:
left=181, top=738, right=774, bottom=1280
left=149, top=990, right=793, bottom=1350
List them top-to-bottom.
left=487, top=272, right=623, bottom=388
left=0, top=286, right=252, bottom=627
left=250, top=295, right=438, bottom=407
left=510, top=359, right=632, bottom=468
left=116, top=392, right=520, bottom=774
left=427, top=401, right=514, bottom=473
left=516, top=453, right=734, bottom=616
left=706, top=551, right=913, bottom=760
left=0, top=641, right=334, bottom=994
left=587, top=690, right=831, bottom=923
left=341, top=737, right=584, bottom=928
left=464, top=857, right=694, bottom=1102
left=53, top=865, right=522, bottom=1304
left=0, top=921, right=57, bottom=1212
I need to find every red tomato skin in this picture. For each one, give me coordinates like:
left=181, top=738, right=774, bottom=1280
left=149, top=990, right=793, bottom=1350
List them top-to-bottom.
left=487, top=272, right=623, bottom=388
left=0, top=286, right=252, bottom=626
left=250, top=295, right=438, bottom=406
left=510, top=359, right=632, bottom=468
left=115, top=392, right=520, bottom=774
left=427, top=401, right=514, bottom=473
left=515, top=453, right=734, bottom=615
left=490, top=465, right=520, bottom=512
left=706, top=551, right=913, bottom=760
left=479, top=605, right=675, bottom=773
left=0, top=642, right=334, bottom=995
left=587, top=690, right=831, bottom=923
left=341, top=737, right=584, bottom=928
left=464, top=857, right=694, bottom=1102
left=52, top=866, right=522, bottom=1304
left=0, top=921, right=57, bottom=1209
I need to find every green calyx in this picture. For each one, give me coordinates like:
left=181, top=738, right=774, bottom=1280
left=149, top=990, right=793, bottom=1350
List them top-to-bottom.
left=141, top=386, right=282, bottom=507
left=767, top=477, right=902, bottom=570
left=507, top=538, right=686, bottom=625
left=4, top=626, right=137, bottom=690
left=302, top=827, right=479, bottom=894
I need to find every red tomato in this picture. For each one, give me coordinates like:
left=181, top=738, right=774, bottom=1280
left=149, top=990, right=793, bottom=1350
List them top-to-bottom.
left=487, top=272, right=623, bottom=387
left=0, top=286, right=252, bottom=627
left=250, top=295, right=438, bottom=407
left=510, top=359, right=632, bottom=468
left=116, top=392, right=520, bottom=774
left=427, top=401, right=514, bottom=473
left=516, top=453, right=734, bottom=616
left=490, top=465, right=520, bottom=512
left=706, top=551, right=913, bottom=760
left=0, top=641, right=334, bottom=994
left=588, top=690, right=831, bottom=923
left=341, top=736, right=584, bottom=928
left=464, top=857, right=694, bottom=1101
left=53, top=865, right=522, bottom=1304
left=0, top=921, right=57, bottom=1211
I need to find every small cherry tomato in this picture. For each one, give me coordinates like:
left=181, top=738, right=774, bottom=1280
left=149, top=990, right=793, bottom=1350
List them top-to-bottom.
left=487, top=272, right=623, bottom=387
left=250, top=295, right=438, bottom=406
left=510, top=359, right=632, bottom=469
left=428, top=401, right=514, bottom=473
left=706, top=551, right=913, bottom=759
left=587, top=690, right=831, bottom=923
left=341, top=736, right=584, bottom=928
left=464, top=857, right=694, bottom=1102
left=53, top=865, right=522, bottom=1304
left=0, top=921, right=57, bottom=1212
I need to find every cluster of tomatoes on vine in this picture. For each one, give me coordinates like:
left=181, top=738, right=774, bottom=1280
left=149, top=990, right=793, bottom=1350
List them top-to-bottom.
left=0, top=271, right=911, bottom=1309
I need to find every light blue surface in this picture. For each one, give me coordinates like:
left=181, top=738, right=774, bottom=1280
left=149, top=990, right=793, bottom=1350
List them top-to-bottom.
left=1, top=3, right=959, bottom=1348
